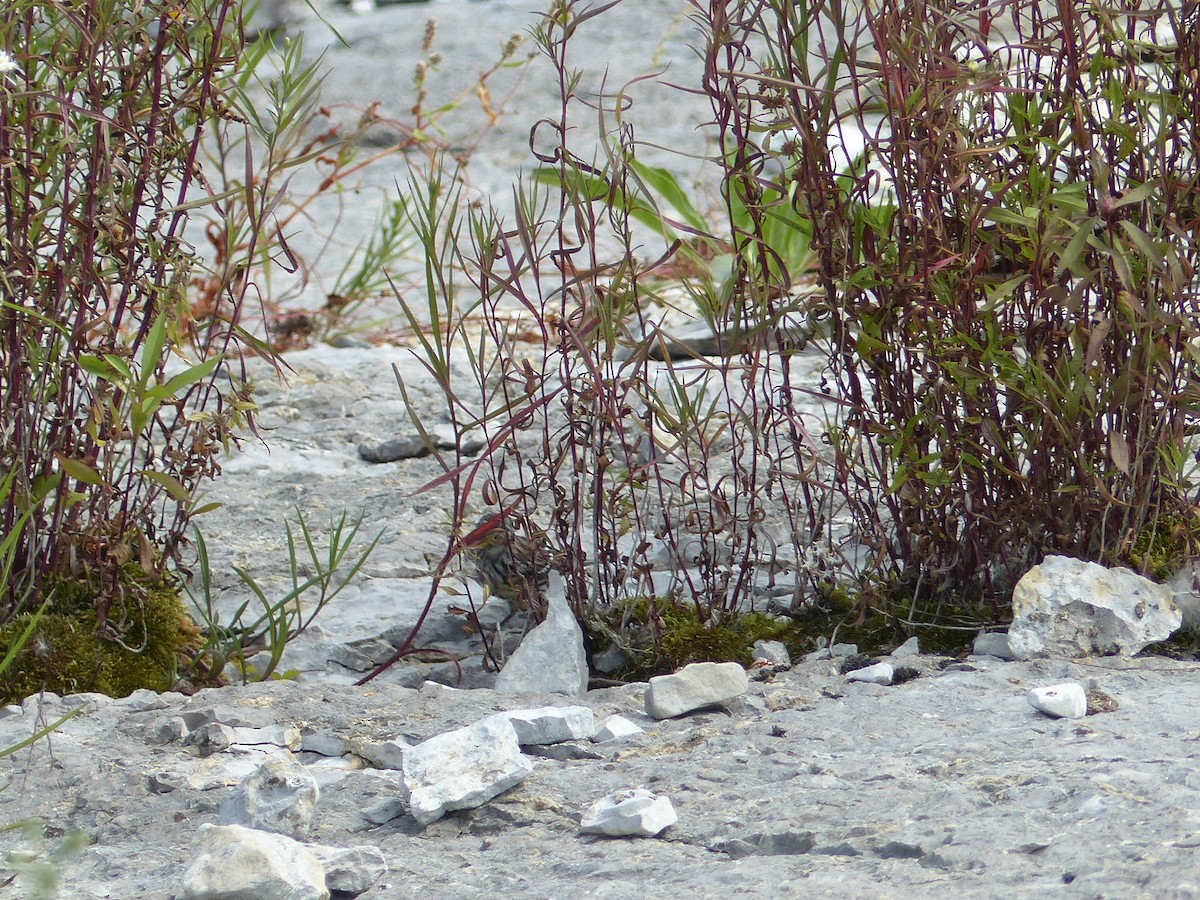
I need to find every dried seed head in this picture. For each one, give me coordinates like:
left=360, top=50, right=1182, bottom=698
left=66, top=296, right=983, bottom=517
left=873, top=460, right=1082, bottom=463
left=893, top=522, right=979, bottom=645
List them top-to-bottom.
left=422, top=18, right=438, bottom=54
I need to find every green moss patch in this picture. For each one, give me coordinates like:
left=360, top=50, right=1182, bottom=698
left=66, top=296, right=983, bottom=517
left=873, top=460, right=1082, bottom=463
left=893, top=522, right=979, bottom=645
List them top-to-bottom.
left=0, top=566, right=198, bottom=705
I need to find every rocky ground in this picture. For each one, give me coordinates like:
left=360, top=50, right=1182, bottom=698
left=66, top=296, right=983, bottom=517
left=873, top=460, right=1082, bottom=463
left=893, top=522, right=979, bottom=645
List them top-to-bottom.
left=6, top=1, right=1200, bottom=897
left=8, top=649, right=1200, bottom=898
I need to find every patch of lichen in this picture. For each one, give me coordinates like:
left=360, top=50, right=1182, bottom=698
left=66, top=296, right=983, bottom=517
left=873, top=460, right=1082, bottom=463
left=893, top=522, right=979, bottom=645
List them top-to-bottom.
left=1121, top=510, right=1200, bottom=581
left=0, top=564, right=200, bottom=705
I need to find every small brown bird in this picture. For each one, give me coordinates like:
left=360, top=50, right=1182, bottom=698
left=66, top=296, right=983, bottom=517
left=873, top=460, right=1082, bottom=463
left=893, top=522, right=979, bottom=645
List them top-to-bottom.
left=463, top=514, right=551, bottom=620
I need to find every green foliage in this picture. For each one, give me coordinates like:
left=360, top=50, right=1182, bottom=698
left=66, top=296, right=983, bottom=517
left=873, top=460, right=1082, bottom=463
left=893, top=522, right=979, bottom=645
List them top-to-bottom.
left=186, top=508, right=382, bottom=686
left=0, top=564, right=197, bottom=705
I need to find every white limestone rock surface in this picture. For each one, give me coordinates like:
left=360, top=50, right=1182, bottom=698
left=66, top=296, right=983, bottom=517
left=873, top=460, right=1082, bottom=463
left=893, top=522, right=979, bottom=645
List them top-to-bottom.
left=1008, top=555, right=1180, bottom=659
left=644, top=661, right=749, bottom=719
left=401, top=715, right=534, bottom=826
left=181, top=823, right=328, bottom=900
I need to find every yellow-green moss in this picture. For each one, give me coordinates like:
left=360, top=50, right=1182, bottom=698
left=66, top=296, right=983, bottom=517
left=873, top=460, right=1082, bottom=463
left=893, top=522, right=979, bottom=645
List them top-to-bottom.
left=1123, top=511, right=1200, bottom=581
left=0, top=565, right=198, bottom=705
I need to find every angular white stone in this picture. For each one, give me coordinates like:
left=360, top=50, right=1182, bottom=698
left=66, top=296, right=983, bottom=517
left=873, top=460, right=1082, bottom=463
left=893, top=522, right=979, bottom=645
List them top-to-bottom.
left=1009, top=555, right=1180, bottom=659
left=496, top=573, right=589, bottom=696
left=973, top=632, right=1017, bottom=660
left=890, top=636, right=920, bottom=658
left=752, top=639, right=792, bottom=667
left=644, top=661, right=749, bottom=719
left=846, top=662, right=894, bottom=685
left=1028, top=683, right=1088, bottom=719
left=492, top=706, right=596, bottom=745
left=593, top=715, right=644, bottom=742
left=401, top=716, right=533, bottom=826
left=217, top=753, right=319, bottom=839
left=580, top=789, right=677, bottom=837
left=181, top=824, right=328, bottom=900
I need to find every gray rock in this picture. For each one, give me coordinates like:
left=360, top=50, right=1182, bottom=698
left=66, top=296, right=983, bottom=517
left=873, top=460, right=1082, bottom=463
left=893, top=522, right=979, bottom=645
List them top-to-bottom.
left=358, top=436, right=429, bottom=462
left=1009, top=555, right=1180, bottom=659
left=1167, top=562, right=1200, bottom=632
left=495, top=573, right=589, bottom=697
left=973, top=631, right=1017, bottom=660
left=890, top=636, right=920, bottom=658
left=752, top=639, right=792, bottom=667
left=831, top=643, right=859, bottom=658
left=804, top=647, right=832, bottom=662
left=644, top=661, right=749, bottom=719
left=846, top=662, right=894, bottom=685
left=1028, top=683, right=1088, bottom=719
left=492, top=706, right=596, bottom=745
left=401, top=715, right=533, bottom=826
left=593, top=715, right=644, bottom=742
left=184, top=722, right=236, bottom=757
left=229, top=725, right=303, bottom=752
left=348, top=736, right=410, bottom=770
left=218, top=753, right=320, bottom=839
left=579, top=789, right=677, bottom=837
left=181, top=823, right=328, bottom=900
left=309, top=844, right=388, bottom=895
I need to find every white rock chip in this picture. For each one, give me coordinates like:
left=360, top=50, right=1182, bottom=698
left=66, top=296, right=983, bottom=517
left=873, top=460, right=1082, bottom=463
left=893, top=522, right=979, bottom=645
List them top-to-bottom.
left=1009, top=555, right=1180, bottom=659
left=496, top=573, right=589, bottom=696
left=973, top=631, right=1017, bottom=660
left=890, top=636, right=920, bottom=658
left=752, top=639, right=792, bottom=667
left=644, top=661, right=749, bottom=719
left=846, top=662, right=895, bottom=685
left=1028, top=683, right=1088, bottom=719
left=492, top=706, right=596, bottom=745
left=401, top=715, right=534, bottom=826
left=593, top=715, right=644, bottom=742
left=349, top=737, right=410, bottom=770
left=218, top=753, right=319, bottom=839
left=580, top=789, right=677, bottom=837
left=181, top=823, right=328, bottom=900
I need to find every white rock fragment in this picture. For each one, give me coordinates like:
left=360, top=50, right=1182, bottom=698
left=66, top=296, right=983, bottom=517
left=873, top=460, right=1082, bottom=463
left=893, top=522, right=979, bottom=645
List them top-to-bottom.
left=1009, top=556, right=1180, bottom=659
left=496, top=573, right=589, bottom=696
left=973, top=632, right=1017, bottom=660
left=890, top=636, right=920, bottom=657
left=752, top=640, right=791, bottom=667
left=644, top=661, right=749, bottom=719
left=846, top=662, right=894, bottom=685
left=1028, top=682, right=1088, bottom=719
left=492, top=706, right=596, bottom=745
left=401, top=715, right=534, bottom=826
left=593, top=715, right=644, bottom=742
left=229, top=725, right=303, bottom=752
left=218, top=753, right=319, bottom=839
left=580, top=789, right=677, bottom=837
left=181, top=823, right=328, bottom=900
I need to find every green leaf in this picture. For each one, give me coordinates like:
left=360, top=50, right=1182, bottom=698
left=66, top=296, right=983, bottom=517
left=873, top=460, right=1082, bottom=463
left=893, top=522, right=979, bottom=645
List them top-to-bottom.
left=628, top=160, right=711, bottom=234
left=55, top=455, right=108, bottom=487
left=141, top=470, right=192, bottom=503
